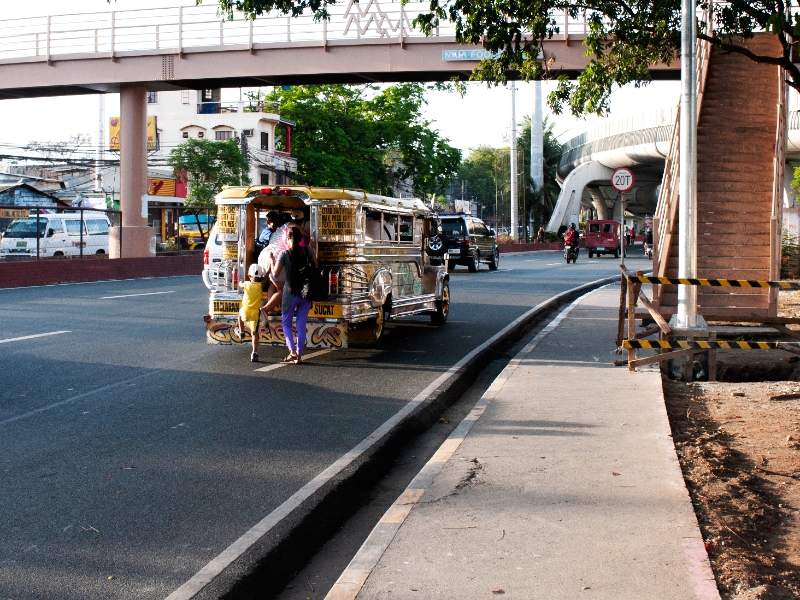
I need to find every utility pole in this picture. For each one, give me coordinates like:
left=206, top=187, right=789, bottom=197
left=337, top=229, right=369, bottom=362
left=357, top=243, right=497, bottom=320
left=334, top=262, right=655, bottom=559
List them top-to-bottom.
left=677, top=0, right=699, bottom=328
left=531, top=80, right=544, bottom=232
left=510, top=82, right=518, bottom=241
left=95, top=94, right=105, bottom=192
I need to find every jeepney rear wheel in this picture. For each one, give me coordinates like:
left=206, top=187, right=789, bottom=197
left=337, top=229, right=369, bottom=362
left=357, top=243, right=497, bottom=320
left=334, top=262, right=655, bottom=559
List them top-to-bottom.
left=430, top=280, right=450, bottom=325
left=350, top=300, right=389, bottom=347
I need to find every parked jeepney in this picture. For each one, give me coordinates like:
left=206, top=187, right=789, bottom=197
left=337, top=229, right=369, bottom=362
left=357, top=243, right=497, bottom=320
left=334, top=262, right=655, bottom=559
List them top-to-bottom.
left=204, top=185, right=450, bottom=348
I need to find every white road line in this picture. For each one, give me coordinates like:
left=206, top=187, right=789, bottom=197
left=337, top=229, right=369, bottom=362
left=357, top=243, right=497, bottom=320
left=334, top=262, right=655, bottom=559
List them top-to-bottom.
left=165, top=280, right=614, bottom=600
left=325, top=288, right=601, bottom=600
left=99, top=291, right=175, bottom=299
left=0, top=331, right=70, bottom=345
left=253, top=348, right=336, bottom=372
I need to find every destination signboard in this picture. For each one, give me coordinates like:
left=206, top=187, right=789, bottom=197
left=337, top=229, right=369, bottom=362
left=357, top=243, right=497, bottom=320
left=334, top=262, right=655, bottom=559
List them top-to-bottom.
left=442, top=50, right=500, bottom=61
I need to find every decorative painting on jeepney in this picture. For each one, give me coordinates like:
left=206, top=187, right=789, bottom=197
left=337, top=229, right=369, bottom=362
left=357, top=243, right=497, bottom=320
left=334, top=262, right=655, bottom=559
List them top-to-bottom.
left=216, top=205, right=238, bottom=242
left=318, top=205, right=358, bottom=242
left=393, top=262, right=421, bottom=297
left=206, top=319, right=346, bottom=348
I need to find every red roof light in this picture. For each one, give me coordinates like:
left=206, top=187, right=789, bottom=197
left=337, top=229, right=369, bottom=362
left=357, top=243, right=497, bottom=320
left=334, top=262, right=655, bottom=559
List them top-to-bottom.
left=260, top=187, right=273, bottom=195
left=278, top=188, right=292, bottom=196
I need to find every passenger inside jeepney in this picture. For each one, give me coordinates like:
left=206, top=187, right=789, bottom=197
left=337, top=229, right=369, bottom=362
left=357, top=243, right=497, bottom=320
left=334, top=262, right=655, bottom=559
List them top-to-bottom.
left=365, top=211, right=396, bottom=241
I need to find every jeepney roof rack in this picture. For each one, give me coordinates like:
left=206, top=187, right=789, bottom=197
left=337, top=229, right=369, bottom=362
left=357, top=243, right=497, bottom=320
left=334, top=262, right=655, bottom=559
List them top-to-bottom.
left=215, top=185, right=430, bottom=214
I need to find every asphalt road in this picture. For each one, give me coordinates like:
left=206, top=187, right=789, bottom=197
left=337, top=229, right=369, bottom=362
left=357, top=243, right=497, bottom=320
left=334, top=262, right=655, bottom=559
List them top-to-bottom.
left=0, top=248, right=650, bottom=600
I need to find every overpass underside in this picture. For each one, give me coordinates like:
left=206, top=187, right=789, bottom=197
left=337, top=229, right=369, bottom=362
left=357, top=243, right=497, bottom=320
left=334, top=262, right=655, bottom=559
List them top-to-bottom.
left=0, top=36, right=679, bottom=99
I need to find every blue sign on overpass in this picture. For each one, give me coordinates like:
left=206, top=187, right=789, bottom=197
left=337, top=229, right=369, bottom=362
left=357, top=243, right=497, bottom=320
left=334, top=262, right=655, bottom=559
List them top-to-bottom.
left=442, top=50, right=500, bottom=61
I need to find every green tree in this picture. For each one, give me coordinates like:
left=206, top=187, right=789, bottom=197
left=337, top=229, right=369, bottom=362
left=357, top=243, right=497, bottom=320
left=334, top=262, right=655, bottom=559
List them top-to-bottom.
left=213, top=0, right=800, bottom=117
left=263, top=84, right=461, bottom=199
left=167, top=138, right=250, bottom=207
left=167, top=138, right=250, bottom=242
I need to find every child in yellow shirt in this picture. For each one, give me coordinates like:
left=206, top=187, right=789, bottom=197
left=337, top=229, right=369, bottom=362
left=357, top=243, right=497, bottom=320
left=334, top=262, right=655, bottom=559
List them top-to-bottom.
left=236, top=263, right=265, bottom=362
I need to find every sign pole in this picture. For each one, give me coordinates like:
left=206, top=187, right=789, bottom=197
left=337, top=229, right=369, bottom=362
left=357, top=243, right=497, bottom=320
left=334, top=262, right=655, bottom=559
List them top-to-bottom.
left=610, top=168, right=634, bottom=268
left=619, top=193, right=625, bottom=268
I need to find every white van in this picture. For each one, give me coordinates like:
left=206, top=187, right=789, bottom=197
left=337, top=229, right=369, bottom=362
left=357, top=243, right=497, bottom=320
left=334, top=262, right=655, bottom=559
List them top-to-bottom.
left=0, top=213, right=111, bottom=258
left=202, top=222, right=224, bottom=289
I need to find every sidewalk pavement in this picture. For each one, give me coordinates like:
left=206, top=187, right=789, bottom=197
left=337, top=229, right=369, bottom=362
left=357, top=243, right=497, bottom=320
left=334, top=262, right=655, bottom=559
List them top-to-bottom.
left=327, top=284, right=720, bottom=600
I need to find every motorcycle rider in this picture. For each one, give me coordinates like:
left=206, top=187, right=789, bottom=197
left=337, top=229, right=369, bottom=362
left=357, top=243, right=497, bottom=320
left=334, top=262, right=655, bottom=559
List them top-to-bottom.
left=564, top=223, right=579, bottom=259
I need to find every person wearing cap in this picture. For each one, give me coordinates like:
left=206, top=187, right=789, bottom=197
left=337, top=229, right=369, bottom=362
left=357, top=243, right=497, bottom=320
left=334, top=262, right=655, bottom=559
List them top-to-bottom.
left=236, top=262, right=265, bottom=362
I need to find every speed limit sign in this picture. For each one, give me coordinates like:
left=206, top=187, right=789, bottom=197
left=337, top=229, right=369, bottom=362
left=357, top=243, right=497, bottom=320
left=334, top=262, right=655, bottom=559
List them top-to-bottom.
left=611, top=168, right=635, bottom=193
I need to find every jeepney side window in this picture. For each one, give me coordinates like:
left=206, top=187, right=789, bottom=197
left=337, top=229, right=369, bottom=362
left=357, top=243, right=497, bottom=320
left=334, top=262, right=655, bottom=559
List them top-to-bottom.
left=365, top=210, right=382, bottom=241
left=384, top=214, right=398, bottom=242
left=398, top=215, right=414, bottom=243
left=413, top=217, right=422, bottom=244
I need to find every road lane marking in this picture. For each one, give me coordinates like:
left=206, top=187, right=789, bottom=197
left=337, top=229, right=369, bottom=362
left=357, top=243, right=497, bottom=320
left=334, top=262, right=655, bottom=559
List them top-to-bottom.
left=325, top=290, right=599, bottom=600
left=99, top=291, right=175, bottom=299
left=0, top=331, right=70, bottom=344
left=253, top=348, right=336, bottom=372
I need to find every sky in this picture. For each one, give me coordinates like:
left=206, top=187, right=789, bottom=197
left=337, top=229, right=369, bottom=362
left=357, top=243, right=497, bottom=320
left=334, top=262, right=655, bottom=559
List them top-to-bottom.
left=0, top=0, right=684, bottom=157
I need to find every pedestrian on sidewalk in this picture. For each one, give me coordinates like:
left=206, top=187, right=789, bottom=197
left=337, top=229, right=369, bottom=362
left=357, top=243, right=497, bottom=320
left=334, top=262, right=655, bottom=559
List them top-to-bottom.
left=536, top=225, right=545, bottom=243
left=273, top=227, right=318, bottom=365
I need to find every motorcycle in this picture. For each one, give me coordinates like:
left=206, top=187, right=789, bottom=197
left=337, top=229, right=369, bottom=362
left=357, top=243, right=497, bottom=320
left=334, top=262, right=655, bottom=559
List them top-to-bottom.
left=564, top=244, right=579, bottom=264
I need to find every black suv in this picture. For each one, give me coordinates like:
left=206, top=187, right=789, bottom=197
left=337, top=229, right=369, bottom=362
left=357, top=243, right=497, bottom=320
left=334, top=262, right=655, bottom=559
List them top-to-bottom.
left=439, top=214, right=500, bottom=272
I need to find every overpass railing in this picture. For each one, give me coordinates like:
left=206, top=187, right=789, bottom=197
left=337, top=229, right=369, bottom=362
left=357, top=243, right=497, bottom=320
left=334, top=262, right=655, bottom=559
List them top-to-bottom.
left=0, top=3, right=594, bottom=62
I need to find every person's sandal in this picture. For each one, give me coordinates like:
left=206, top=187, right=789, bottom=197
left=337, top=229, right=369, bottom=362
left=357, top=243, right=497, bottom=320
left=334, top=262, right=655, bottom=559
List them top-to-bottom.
left=281, top=354, right=295, bottom=363
left=292, top=355, right=302, bottom=365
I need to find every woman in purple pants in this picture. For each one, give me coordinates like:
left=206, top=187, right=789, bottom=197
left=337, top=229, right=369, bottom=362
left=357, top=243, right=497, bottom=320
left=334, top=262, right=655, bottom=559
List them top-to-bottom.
left=272, top=227, right=317, bottom=364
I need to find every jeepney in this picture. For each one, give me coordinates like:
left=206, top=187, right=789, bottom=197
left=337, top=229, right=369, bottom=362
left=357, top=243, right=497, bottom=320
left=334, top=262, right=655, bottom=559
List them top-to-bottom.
left=204, top=185, right=450, bottom=348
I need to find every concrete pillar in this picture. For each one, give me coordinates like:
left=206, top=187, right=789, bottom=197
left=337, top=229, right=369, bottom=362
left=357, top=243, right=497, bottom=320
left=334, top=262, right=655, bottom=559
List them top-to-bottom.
left=110, top=84, right=155, bottom=258
left=588, top=187, right=610, bottom=220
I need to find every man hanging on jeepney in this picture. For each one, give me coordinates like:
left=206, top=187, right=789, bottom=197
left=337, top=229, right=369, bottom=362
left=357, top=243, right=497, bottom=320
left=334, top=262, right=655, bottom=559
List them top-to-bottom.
left=255, top=211, right=280, bottom=252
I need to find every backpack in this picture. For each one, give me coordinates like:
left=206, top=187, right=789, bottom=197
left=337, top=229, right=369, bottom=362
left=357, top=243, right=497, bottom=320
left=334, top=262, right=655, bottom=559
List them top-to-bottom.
left=290, top=249, right=327, bottom=302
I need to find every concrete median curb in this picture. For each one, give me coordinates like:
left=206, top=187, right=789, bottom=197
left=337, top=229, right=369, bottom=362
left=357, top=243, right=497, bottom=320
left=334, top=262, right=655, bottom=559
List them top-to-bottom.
left=170, top=275, right=620, bottom=600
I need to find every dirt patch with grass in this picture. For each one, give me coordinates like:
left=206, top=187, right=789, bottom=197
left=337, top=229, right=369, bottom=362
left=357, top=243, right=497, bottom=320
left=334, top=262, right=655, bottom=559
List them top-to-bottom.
left=663, top=292, right=800, bottom=599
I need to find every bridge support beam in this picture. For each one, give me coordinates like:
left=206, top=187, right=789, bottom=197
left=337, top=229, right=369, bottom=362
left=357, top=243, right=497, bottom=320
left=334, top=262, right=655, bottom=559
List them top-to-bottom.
left=110, top=84, right=155, bottom=258
left=587, top=187, right=610, bottom=220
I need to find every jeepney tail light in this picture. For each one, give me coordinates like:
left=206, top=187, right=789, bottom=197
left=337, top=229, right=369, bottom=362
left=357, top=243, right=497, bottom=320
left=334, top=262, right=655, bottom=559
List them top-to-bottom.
left=203, top=246, right=209, bottom=265
left=233, top=268, right=239, bottom=285
left=329, top=271, right=338, bottom=289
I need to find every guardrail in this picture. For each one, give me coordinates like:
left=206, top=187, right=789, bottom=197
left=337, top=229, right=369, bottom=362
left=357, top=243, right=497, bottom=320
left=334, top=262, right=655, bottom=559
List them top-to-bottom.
left=0, top=3, right=594, bottom=63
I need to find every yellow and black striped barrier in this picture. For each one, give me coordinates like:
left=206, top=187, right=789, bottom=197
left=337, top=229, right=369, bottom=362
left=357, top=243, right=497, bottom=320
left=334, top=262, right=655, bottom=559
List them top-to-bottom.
left=626, top=275, right=800, bottom=290
left=623, top=340, right=800, bottom=350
